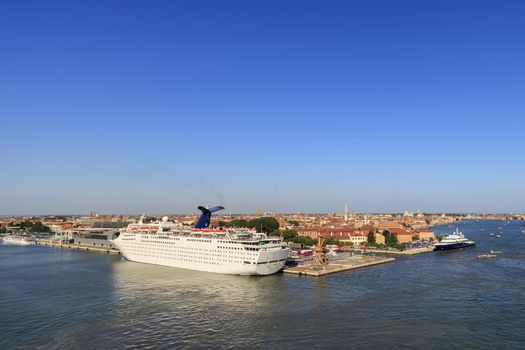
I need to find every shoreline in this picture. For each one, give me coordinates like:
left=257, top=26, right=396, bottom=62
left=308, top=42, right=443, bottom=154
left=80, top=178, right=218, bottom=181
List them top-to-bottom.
left=35, top=239, right=120, bottom=255
left=348, top=246, right=434, bottom=255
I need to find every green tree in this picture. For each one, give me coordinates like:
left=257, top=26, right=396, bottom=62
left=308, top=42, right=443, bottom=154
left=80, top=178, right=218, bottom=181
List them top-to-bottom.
left=219, top=217, right=279, bottom=234
left=247, top=217, right=279, bottom=234
left=219, top=219, right=249, bottom=227
left=287, top=220, right=300, bottom=227
left=20, top=221, right=34, bottom=229
left=30, top=222, right=51, bottom=233
left=270, top=229, right=297, bottom=240
left=367, top=230, right=375, bottom=244
left=382, top=230, right=398, bottom=246
left=291, top=235, right=316, bottom=246
left=325, top=237, right=340, bottom=245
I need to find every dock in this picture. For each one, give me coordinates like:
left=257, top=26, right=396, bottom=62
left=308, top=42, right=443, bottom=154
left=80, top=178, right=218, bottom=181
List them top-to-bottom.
left=35, top=239, right=120, bottom=255
left=349, top=246, right=434, bottom=255
left=283, top=255, right=395, bottom=277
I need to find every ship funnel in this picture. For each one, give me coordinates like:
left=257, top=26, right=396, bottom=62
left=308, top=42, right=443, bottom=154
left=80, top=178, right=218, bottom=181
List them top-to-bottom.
left=195, top=205, right=225, bottom=229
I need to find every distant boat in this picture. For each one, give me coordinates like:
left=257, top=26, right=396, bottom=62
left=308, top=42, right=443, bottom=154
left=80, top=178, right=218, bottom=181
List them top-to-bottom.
left=489, top=233, right=495, bottom=236
left=2, top=235, right=35, bottom=246
left=496, top=235, right=501, bottom=238
left=477, top=253, right=497, bottom=259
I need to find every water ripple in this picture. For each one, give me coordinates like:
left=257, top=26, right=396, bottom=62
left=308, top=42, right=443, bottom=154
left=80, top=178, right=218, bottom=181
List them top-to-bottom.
left=2, top=220, right=525, bottom=349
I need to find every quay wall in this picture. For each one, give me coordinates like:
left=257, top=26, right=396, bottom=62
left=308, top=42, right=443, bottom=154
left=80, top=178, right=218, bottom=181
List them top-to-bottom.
left=72, top=237, right=116, bottom=249
left=35, top=239, right=120, bottom=254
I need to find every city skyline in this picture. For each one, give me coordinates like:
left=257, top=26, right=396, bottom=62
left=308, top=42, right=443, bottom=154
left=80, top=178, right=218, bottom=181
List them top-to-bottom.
left=1, top=1, right=524, bottom=215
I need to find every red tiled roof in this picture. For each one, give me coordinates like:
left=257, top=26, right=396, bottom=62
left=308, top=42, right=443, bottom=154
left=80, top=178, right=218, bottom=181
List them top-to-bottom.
left=389, top=228, right=412, bottom=235
left=350, top=232, right=367, bottom=237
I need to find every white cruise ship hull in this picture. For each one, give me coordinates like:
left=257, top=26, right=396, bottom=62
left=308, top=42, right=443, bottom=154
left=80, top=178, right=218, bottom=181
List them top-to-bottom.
left=112, top=233, right=289, bottom=276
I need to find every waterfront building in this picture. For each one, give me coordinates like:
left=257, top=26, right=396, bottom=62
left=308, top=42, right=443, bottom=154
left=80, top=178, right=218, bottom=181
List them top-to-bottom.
left=377, top=223, right=404, bottom=230
left=388, top=228, right=413, bottom=243
left=415, top=229, right=436, bottom=241
left=374, top=232, right=385, bottom=245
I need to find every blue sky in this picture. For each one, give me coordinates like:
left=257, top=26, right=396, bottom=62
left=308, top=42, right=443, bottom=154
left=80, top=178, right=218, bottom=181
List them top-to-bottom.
left=1, top=0, right=524, bottom=215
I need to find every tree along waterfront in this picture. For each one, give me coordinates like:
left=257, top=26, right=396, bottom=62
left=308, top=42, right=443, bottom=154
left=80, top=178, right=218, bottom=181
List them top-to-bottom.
left=7, top=220, right=51, bottom=233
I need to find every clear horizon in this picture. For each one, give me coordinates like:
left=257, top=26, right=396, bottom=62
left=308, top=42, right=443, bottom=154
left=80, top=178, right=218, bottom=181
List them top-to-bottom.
left=1, top=1, right=524, bottom=215
left=1, top=211, right=522, bottom=218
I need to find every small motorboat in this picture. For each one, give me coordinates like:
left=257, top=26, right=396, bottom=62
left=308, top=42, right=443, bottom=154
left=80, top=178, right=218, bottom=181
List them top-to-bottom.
left=477, top=253, right=497, bottom=259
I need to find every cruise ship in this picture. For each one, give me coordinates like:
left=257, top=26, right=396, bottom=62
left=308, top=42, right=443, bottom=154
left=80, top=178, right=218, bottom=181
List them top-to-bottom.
left=112, top=206, right=290, bottom=275
left=434, top=228, right=475, bottom=251
left=2, top=235, right=35, bottom=246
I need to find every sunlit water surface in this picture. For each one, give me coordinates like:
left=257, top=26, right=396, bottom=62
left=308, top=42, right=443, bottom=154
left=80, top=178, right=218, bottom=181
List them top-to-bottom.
left=1, top=220, right=525, bottom=349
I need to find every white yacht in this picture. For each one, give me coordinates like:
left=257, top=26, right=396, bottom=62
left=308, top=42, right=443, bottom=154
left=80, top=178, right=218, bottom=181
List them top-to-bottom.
left=112, top=206, right=290, bottom=275
left=434, top=228, right=475, bottom=251
left=2, top=235, right=35, bottom=246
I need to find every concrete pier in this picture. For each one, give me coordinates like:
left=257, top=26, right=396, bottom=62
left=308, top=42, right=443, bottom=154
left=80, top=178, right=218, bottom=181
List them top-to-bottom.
left=35, top=239, right=120, bottom=255
left=284, top=255, right=395, bottom=277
